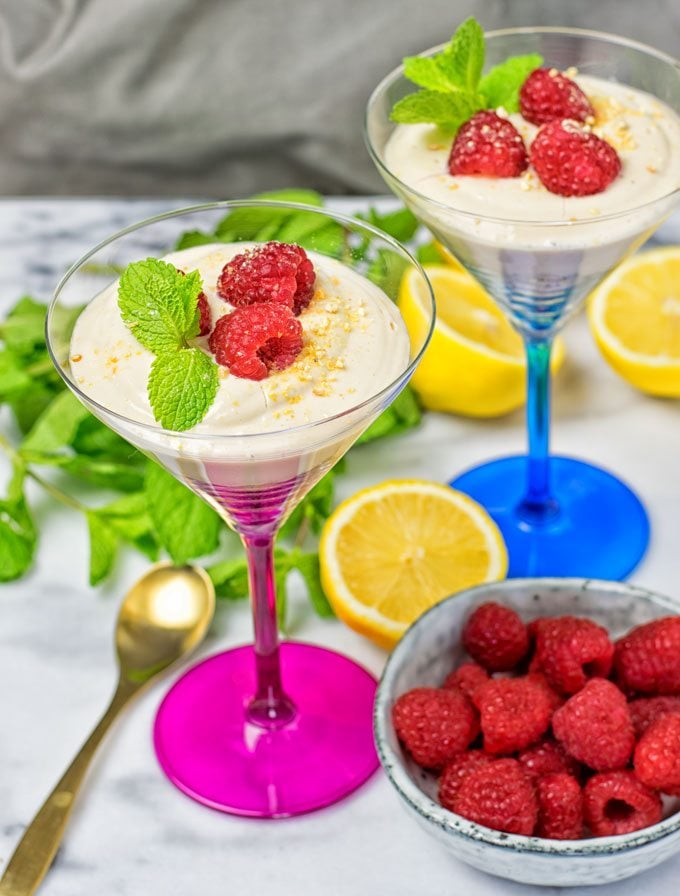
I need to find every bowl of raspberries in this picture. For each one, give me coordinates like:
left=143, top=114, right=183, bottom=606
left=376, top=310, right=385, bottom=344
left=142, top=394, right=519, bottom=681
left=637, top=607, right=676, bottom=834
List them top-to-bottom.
left=374, top=578, right=680, bottom=887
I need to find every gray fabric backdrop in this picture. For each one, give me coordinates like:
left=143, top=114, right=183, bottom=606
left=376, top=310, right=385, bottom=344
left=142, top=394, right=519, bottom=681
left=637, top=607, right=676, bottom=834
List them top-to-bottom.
left=1, top=0, right=678, bottom=197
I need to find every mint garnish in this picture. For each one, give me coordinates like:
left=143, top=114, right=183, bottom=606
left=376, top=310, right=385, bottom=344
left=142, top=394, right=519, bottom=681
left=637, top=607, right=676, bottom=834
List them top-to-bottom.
left=391, top=17, right=543, bottom=133
left=118, top=259, right=219, bottom=432
left=147, top=348, right=219, bottom=432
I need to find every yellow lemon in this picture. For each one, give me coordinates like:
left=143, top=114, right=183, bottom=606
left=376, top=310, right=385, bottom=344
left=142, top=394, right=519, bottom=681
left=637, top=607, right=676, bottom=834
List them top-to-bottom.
left=588, top=246, right=680, bottom=396
left=400, top=264, right=564, bottom=417
left=319, top=479, right=507, bottom=649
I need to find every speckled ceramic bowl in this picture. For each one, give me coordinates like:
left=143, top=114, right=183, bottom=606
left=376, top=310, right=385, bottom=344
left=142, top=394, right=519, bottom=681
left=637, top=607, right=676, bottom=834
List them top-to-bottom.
left=375, top=579, right=680, bottom=887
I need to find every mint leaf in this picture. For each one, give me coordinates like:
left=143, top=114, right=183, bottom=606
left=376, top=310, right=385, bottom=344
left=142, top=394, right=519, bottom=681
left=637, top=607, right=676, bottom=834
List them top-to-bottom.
left=438, top=17, right=485, bottom=92
left=479, top=54, right=543, bottom=112
left=403, top=55, right=460, bottom=92
left=391, top=90, right=481, bottom=129
left=215, top=189, right=324, bottom=241
left=361, top=207, right=419, bottom=243
left=175, top=230, right=222, bottom=251
left=417, top=242, right=444, bottom=264
left=366, top=249, right=410, bottom=300
left=118, top=259, right=202, bottom=354
left=0, top=297, right=48, bottom=357
left=147, top=348, right=218, bottom=432
left=0, top=350, right=32, bottom=400
left=9, top=382, right=59, bottom=433
left=358, top=386, right=421, bottom=444
left=21, top=390, right=90, bottom=454
left=71, top=415, right=140, bottom=461
left=23, top=451, right=146, bottom=493
left=145, top=462, right=222, bottom=565
left=0, top=463, right=36, bottom=582
left=279, top=470, right=337, bottom=540
left=96, top=492, right=159, bottom=561
left=86, top=511, right=118, bottom=585
left=290, top=551, right=334, bottom=617
left=207, top=556, right=250, bottom=600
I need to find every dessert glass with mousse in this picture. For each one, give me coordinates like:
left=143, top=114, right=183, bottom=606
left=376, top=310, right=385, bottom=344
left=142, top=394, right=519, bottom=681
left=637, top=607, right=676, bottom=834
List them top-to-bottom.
left=367, top=27, right=680, bottom=579
left=46, top=201, right=435, bottom=817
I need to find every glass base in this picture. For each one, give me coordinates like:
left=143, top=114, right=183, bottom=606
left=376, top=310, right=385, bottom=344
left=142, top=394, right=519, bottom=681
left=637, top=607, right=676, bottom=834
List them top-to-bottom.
left=450, top=455, right=649, bottom=579
left=153, top=642, right=379, bottom=818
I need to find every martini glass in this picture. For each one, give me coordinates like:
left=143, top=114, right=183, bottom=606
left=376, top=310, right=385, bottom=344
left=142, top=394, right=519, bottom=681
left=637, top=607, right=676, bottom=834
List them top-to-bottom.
left=367, top=28, right=680, bottom=579
left=46, top=201, right=435, bottom=817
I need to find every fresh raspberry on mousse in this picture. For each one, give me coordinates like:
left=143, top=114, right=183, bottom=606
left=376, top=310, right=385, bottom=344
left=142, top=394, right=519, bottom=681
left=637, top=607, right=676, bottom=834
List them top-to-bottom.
left=520, top=68, right=595, bottom=126
left=448, top=110, right=528, bottom=178
left=529, top=120, right=621, bottom=197
left=217, top=241, right=316, bottom=314
left=209, top=303, right=303, bottom=381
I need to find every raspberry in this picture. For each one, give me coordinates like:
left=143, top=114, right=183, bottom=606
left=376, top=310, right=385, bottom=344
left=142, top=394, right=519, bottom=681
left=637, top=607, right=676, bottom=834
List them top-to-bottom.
left=519, top=68, right=594, bottom=126
left=448, top=111, right=528, bottom=178
left=529, top=120, right=621, bottom=196
left=217, top=241, right=316, bottom=314
left=175, top=268, right=211, bottom=336
left=197, top=292, right=212, bottom=336
left=209, top=304, right=303, bottom=381
left=462, top=602, right=529, bottom=671
left=530, top=616, right=614, bottom=694
left=614, top=616, right=680, bottom=695
left=443, top=662, right=489, bottom=699
left=526, top=672, right=565, bottom=713
left=473, top=677, right=552, bottom=754
left=552, top=679, right=635, bottom=771
left=392, top=687, right=479, bottom=770
left=629, top=696, right=680, bottom=738
left=634, top=713, right=680, bottom=795
left=518, top=737, right=581, bottom=784
left=439, top=750, right=493, bottom=811
left=453, top=758, right=538, bottom=836
left=583, top=771, right=662, bottom=836
left=535, top=773, right=583, bottom=840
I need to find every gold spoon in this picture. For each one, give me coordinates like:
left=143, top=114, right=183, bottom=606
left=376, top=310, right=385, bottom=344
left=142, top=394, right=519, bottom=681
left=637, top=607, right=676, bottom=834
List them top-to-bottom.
left=0, top=562, right=215, bottom=896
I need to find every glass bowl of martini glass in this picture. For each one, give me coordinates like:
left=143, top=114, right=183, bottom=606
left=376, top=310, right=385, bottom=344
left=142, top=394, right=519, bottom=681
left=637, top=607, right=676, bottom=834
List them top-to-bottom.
left=366, top=28, right=680, bottom=579
left=46, top=200, right=435, bottom=817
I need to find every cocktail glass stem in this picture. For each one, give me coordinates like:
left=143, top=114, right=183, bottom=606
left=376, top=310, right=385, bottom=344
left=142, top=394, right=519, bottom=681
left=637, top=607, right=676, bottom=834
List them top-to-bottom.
left=518, top=337, right=559, bottom=524
left=242, top=530, right=296, bottom=728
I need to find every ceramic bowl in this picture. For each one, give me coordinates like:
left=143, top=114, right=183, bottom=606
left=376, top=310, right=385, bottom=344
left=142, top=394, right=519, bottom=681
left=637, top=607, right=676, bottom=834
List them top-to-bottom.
left=374, top=578, right=680, bottom=887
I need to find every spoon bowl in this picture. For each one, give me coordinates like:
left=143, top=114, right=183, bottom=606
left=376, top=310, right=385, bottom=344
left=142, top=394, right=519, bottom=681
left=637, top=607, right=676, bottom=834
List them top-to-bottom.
left=116, top=563, right=215, bottom=684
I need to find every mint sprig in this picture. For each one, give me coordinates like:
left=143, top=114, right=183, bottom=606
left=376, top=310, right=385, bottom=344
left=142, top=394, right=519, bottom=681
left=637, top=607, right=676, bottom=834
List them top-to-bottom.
left=391, top=17, right=543, bottom=133
left=118, top=259, right=219, bottom=432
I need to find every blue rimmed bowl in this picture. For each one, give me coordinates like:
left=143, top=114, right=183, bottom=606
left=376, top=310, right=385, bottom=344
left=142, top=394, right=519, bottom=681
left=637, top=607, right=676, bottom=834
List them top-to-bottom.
left=374, top=578, right=680, bottom=887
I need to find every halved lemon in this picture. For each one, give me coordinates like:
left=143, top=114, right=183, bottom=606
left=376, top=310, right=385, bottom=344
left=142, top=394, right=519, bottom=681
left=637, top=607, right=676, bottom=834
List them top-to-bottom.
left=588, top=246, right=680, bottom=396
left=400, top=264, right=564, bottom=417
left=319, top=479, right=507, bottom=649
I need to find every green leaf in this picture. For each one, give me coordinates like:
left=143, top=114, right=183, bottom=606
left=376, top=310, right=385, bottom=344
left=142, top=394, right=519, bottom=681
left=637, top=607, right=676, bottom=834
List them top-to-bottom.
left=438, top=17, right=485, bottom=92
left=479, top=53, right=543, bottom=112
left=404, top=55, right=460, bottom=92
left=390, top=90, right=482, bottom=130
left=215, top=190, right=324, bottom=240
left=361, top=207, right=419, bottom=243
left=297, top=221, right=345, bottom=258
left=174, top=230, right=222, bottom=251
left=416, top=242, right=444, bottom=264
left=366, top=249, right=410, bottom=300
left=117, top=259, right=202, bottom=354
left=0, top=297, right=48, bottom=357
left=147, top=348, right=219, bottom=432
left=0, top=350, right=33, bottom=400
left=8, top=381, right=61, bottom=434
left=357, top=386, right=421, bottom=444
left=21, top=390, right=90, bottom=454
left=71, top=415, right=140, bottom=461
left=23, top=452, right=146, bottom=493
left=145, top=462, right=222, bottom=565
left=0, top=463, right=36, bottom=582
left=279, top=470, right=337, bottom=540
left=96, top=492, right=159, bottom=560
left=86, top=512, right=118, bottom=586
left=290, top=551, right=334, bottom=617
left=207, top=556, right=250, bottom=600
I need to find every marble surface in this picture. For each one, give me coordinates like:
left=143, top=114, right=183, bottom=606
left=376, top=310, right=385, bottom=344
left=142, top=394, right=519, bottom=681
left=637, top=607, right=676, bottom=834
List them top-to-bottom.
left=2, top=197, right=680, bottom=896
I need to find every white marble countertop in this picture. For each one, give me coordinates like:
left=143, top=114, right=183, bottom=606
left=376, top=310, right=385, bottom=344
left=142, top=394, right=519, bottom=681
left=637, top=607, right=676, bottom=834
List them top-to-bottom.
left=2, top=197, right=680, bottom=896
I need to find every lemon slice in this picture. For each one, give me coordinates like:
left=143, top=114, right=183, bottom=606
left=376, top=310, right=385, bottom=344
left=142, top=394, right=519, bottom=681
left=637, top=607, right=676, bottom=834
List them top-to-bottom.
left=588, top=246, right=680, bottom=396
left=400, top=264, right=564, bottom=417
left=319, top=479, right=507, bottom=649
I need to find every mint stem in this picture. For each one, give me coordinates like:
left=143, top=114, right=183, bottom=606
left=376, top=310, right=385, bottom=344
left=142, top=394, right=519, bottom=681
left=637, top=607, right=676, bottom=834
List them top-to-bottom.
left=0, top=433, right=87, bottom=512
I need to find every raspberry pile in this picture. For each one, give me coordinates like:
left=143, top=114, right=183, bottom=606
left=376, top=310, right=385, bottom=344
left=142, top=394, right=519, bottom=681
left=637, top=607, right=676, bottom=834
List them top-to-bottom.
left=447, top=67, right=621, bottom=197
left=207, top=241, right=315, bottom=380
left=393, top=602, right=680, bottom=840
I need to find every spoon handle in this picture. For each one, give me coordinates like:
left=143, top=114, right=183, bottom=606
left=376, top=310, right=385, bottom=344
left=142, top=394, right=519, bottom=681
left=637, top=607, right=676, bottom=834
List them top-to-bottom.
left=0, top=679, right=137, bottom=896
